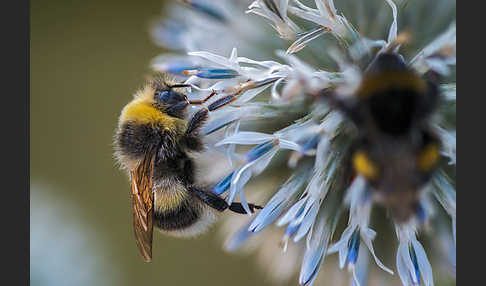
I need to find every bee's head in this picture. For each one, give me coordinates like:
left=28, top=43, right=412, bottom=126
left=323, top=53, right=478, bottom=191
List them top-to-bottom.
left=153, top=87, right=189, bottom=118
left=155, top=88, right=187, bottom=105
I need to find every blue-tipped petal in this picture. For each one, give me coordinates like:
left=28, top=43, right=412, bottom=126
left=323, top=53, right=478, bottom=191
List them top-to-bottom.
left=183, top=0, right=227, bottom=23
left=163, top=62, right=199, bottom=74
left=189, top=67, right=239, bottom=79
left=251, top=77, right=281, bottom=88
left=202, top=118, right=238, bottom=135
left=300, top=134, right=321, bottom=154
left=246, top=140, right=276, bottom=162
left=228, top=165, right=252, bottom=205
left=211, top=171, right=234, bottom=195
left=250, top=171, right=308, bottom=232
left=278, top=198, right=306, bottom=226
left=249, top=200, right=284, bottom=232
left=287, top=200, right=306, bottom=227
left=294, top=203, right=320, bottom=242
left=415, top=203, right=426, bottom=223
left=224, top=222, right=254, bottom=252
left=285, top=222, right=299, bottom=237
left=347, top=229, right=361, bottom=266
left=411, top=239, right=434, bottom=286
left=409, top=244, right=421, bottom=285
left=300, top=246, right=326, bottom=286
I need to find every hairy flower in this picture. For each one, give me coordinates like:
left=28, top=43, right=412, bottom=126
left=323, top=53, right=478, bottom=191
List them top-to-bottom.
left=151, top=0, right=456, bottom=285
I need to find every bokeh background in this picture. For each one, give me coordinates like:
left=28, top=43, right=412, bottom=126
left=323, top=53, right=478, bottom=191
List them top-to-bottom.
left=31, top=0, right=279, bottom=285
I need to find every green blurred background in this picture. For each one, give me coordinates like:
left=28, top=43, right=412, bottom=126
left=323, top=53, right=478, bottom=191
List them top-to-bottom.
left=30, top=1, right=277, bottom=285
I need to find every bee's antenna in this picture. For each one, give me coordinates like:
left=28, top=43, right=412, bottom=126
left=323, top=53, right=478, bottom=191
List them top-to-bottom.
left=168, top=83, right=192, bottom=89
left=168, top=84, right=219, bottom=106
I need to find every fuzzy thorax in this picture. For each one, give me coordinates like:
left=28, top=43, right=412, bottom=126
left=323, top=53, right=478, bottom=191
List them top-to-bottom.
left=119, top=85, right=187, bottom=133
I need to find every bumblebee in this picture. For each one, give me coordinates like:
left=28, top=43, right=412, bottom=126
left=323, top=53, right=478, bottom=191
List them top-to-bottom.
left=332, top=53, right=441, bottom=222
left=114, top=74, right=261, bottom=262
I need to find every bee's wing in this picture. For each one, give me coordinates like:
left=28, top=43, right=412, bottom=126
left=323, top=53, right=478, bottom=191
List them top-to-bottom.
left=130, top=148, right=156, bottom=262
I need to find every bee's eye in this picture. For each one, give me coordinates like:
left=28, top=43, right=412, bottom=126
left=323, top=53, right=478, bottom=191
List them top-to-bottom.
left=155, top=89, right=186, bottom=105
left=155, top=90, right=170, bottom=103
left=353, top=151, right=379, bottom=180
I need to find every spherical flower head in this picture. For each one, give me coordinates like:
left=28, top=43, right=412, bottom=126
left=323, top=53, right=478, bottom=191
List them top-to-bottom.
left=151, top=0, right=456, bottom=285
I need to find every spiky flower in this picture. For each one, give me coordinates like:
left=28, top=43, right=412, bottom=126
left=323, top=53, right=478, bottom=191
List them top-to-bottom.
left=150, top=0, right=455, bottom=285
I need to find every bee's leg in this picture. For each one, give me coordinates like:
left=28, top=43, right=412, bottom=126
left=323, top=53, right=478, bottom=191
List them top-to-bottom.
left=187, top=90, right=217, bottom=105
left=185, top=91, right=238, bottom=136
left=183, top=92, right=239, bottom=151
left=207, top=94, right=237, bottom=111
left=166, top=101, right=189, bottom=117
left=181, top=108, right=208, bottom=152
left=186, top=108, right=209, bottom=135
left=190, top=186, right=228, bottom=211
left=189, top=187, right=262, bottom=214
left=228, top=202, right=263, bottom=214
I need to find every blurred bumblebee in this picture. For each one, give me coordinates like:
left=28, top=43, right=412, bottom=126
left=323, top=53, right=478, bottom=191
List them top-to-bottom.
left=329, top=53, right=441, bottom=222
left=114, top=74, right=261, bottom=262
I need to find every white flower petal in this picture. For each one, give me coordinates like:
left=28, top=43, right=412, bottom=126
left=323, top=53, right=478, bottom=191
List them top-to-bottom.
left=384, top=0, right=398, bottom=43
left=288, top=6, right=334, bottom=31
left=287, top=27, right=328, bottom=54
left=229, top=47, right=238, bottom=63
left=188, top=50, right=240, bottom=70
left=237, top=56, right=283, bottom=69
left=271, top=77, right=285, bottom=100
left=234, top=84, right=270, bottom=104
left=223, top=120, right=240, bottom=167
left=436, top=127, right=456, bottom=165
left=216, top=132, right=275, bottom=146
left=314, top=137, right=331, bottom=172
left=278, top=139, right=301, bottom=151
left=250, top=147, right=278, bottom=175
left=229, top=165, right=253, bottom=204
left=250, top=166, right=310, bottom=231
left=432, top=174, right=456, bottom=218
left=345, top=176, right=367, bottom=209
left=238, top=187, right=252, bottom=215
left=249, top=198, right=285, bottom=232
left=277, top=198, right=307, bottom=226
left=293, top=202, right=320, bottom=242
left=299, top=206, right=337, bottom=286
left=452, top=217, right=456, bottom=245
left=328, top=224, right=356, bottom=268
left=361, top=232, right=394, bottom=275
left=411, top=239, right=434, bottom=286
left=396, top=243, right=413, bottom=286
left=299, top=245, right=326, bottom=285
left=352, top=247, right=370, bottom=286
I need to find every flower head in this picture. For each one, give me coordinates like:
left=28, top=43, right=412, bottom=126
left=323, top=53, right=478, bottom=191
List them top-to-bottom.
left=150, top=0, right=456, bottom=285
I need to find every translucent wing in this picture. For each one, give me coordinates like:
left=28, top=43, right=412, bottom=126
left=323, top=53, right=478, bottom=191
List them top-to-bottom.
left=130, top=148, right=156, bottom=262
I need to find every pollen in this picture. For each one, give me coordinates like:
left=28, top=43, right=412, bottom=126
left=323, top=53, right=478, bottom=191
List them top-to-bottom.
left=417, top=143, right=440, bottom=171
left=353, top=151, right=379, bottom=179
